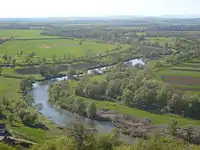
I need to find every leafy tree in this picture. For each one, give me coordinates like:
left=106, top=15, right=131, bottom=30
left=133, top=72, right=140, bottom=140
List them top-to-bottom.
left=79, top=40, right=83, bottom=45
left=19, top=50, right=23, bottom=56
left=29, top=52, right=36, bottom=58
left=63, top=53, right=67, bottom=60
left=2, top=54, right=8, bottom=62
left=52, top=55, right=56, bottom=62
left=42, top=57, right=46, bottom=63
left=12, top=59, right=16, bottom=66
left=0, top=68, right=2, bottom=76
left=67, top=68, right=76, bottom=79
left=20, top=79, right=32, bottom=96
left=105, top=80, right=122, bottom=99
left=122, top=89, right=134, bottom=105
left=167, top=92, right=185, bottom=114
left=25, top=94, right=34, bottom=106
left=1, top=97, right=10, bottom=109
left=73, top=99, right=86, bottom=115
left=87, top=103, right=97, bottom=119
left=0, top=107, right=3, bottom=117
left=21, top=111, right=38, bottom=126
left=8, top=113, right=14, bottom=126
left=70, top=117, right=95, bottom=150
left=168, top=120, right=179, bottom=136
left=97, top=129, right=120, bottom=150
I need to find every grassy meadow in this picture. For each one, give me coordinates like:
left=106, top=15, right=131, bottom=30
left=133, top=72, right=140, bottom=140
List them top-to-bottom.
left=0, top=29, right=54, bottom=38
left=0, top=30, right=130, bottom=63
left=146, top=37, right=175, bottom=45
left=0, top=39, right=123, bottom=59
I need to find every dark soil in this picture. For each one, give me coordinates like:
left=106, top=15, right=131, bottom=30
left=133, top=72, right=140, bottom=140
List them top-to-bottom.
left=15, top=62, right=100, bottom=75
left=16, top=67, right=39, bottom=74
left=162, top=76, right=200, bottom=85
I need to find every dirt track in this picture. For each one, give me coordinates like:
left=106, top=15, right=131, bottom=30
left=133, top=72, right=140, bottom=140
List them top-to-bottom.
left=162, top=76, right=200, bottom=85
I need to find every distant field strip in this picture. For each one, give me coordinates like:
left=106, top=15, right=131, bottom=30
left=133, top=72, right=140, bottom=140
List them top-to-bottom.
left=172, top=68, right=200, bottom=72
left=162, top=76, right=200, bottom=85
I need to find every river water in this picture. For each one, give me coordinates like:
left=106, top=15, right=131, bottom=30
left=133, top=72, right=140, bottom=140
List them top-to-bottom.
left=32, top=59, right=144, bottom=144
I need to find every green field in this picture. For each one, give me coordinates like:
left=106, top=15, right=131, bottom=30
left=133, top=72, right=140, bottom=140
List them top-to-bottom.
left=0, top=30, right=130, bottom=62
left=0, top=30, right=54, bottom=38
left=146, top=37, right=175, bottom=45
left=0, top=39, right=123, bottom=59
left=155, top=59, right=200, bottom=91
left=2, top=67, right=44, bottom=80
left=156, top=68, right=200, bottom=78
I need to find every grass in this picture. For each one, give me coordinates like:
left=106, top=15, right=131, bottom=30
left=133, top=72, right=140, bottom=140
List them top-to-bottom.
left=0, top=29, right=131, bottom=64
left=0, top=30, right=54, bottom=38
left=136, top=32, right=146, bottom=36
left=146, top=37, right=175, bottom=45
left=154, top=60, right=200, bottom=91
left=2, top=67, right=44, bottom=80
left=155, top=68, right=200, bottom=78
left=89, top=75, right=105, bottom=82
left=0, top=77, right=21, bottom=98
left=83, top=97, right=200, bottom=126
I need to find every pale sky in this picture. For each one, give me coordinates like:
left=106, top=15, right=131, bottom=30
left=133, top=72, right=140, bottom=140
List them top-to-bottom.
left=0, top=0, right=199, bottom=18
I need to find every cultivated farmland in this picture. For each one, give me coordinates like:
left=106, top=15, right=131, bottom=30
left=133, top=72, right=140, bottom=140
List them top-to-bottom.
left=155, top=58, right=200, bottom=91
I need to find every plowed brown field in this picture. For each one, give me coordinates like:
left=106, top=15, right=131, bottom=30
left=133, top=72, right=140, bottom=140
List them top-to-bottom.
left=162, top=76, right=200, bottom=85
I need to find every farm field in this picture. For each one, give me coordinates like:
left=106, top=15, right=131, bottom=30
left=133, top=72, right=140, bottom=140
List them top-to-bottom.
left=0, top=30, right=130, bottom=63
left=0, top=30, right=55, bottom=38
left=155, top=60, right=200, bottom=91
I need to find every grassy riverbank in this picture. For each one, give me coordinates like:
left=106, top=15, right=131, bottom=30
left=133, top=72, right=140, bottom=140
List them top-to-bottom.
left=0, top=77, right=63, bottom=142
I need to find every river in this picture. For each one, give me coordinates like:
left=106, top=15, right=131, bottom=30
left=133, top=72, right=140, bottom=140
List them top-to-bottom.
left=32, top=58, right=144, bottom=144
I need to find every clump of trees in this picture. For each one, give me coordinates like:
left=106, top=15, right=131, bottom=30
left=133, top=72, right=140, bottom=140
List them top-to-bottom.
left=48, top=62, right=200, bottom=120
left=38, top=63, right=59, bottom=79
left=73, top=64, right=200, bottom=120
left=20, top=79, right=33, bottom=96
left=48, top=81, right=97, bottom=118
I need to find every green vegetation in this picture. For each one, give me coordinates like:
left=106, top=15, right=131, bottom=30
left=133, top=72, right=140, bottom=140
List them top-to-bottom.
left=3, top=18, right=200, bottom=149
left=0, top=30, right=54, bottom=38
left=146, top=37, right=175, bottom=46
left=0, top=38, right=128, bottom=63
left=0, top=77, right=63, bottom=142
